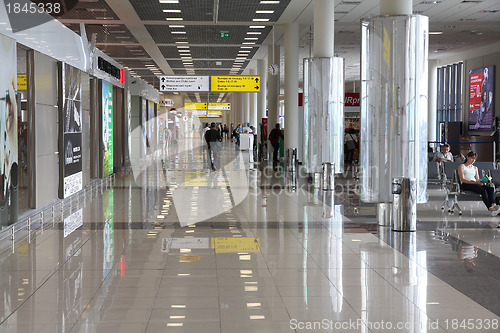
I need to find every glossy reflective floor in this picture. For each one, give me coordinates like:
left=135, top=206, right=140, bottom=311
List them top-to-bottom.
left=2, top=135, right=500, bottom=332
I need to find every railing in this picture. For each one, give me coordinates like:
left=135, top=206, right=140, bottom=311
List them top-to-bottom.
left=0, top=174, right=116, bottom=254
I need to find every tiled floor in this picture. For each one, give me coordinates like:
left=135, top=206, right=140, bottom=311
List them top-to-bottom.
left=2, top=135, right=500, bottom=332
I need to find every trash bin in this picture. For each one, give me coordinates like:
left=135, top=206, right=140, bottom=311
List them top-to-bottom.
left=322, top=162, right=334, bottom=191
left=391, top=177, right=417, bottom=232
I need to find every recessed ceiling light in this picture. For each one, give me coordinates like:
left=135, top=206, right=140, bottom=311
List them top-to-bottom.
left=159, top=0, right=179, bottom=3
left=260, top=1, right=280, bottom=3
left=163, top=9, right=181, bottom=13
left=256, top=10, right=274, bottom=14
left=166, top=18, right=183, bottom=21
left=252, top=18, right=270, bottom=22
left=169, top=25, right=185, bottom=28
left=249, top=26, right=266, bottom=29
left=171, top=31, right=186, bottom=34
left=429, top=31, right=443, bottom=35
left=247, top=32, right=262, bottom=35
left=244, top=38, right=259, bottom=40
left=175, top=41, right=188, bottom=43
left=243, top=42, right=256, bottom=44
left=177, top=45, right=189, bottom=48
left=241, top=46, right=254, bottom=49
left=239, top=50, right=251, bottom=53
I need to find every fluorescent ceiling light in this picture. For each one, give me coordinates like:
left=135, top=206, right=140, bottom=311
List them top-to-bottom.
left=160, top=0, right=179, bottom=3
left=260, top=1, right=280, bottom=3
left=163, top=9, right=181, bottom=12
left=256, top=10, right=274, bottom=14
left=166, top=18, right=184, bottom=21
left=252, top=18, right=270, bottom=21
left=169, top=25, right=185, bottom=28
left=249, top=26, right=265, bottom=28
left=171, top=31, right=186, bottom=34
left=429, top=31, right=443, bottom=34
left=247, top=32, right=262, bottom=35
left=244, top=37, right=258, bottom=40
left=175, top=41, right=188, bottom=43
left=243, top=42, right=256, bottom=44
left=177, top=45, right=189, bottom=48
left=241, top=46, right=254, bottom=49
left=239, top=50, right=251, bottom=53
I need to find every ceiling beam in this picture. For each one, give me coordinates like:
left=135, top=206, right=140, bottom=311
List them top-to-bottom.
left=103, top=0, right=174, bottom=75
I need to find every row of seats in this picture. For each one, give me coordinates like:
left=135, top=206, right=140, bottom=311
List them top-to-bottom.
left=428, top=161, right=498, bottom=215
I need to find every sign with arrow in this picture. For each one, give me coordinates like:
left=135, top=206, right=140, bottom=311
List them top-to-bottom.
left=159, top=76, right=209, bottom=92
left=211, top=76, right=261, bottom=92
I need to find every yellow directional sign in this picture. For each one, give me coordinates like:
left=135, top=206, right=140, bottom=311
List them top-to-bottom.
left=211, top=76, right=260, bottom=92
left=184, top=102, right=207, bottom=110
left=208, top=102, right=231, bottom=110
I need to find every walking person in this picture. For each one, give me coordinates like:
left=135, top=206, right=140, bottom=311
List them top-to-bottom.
left=205, top=122, right=222, bottom=171
left=268, top=123, right=284, bottom=170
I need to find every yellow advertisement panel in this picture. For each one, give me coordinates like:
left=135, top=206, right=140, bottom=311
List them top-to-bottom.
left=211, top=76, right=261, bottom=92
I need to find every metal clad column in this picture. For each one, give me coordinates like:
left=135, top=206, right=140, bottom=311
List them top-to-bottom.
left=304, top=0, right=344, bottom=174
left=360, top=11, right=429, bottom=205
left=284, top=22, right=299, bottom=152
left=267, top=45, right=280, bottom=128
left=257, top=59, right=268, bottom=122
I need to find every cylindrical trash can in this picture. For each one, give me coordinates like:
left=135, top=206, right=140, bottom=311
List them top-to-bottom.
left=322, top=162, right=334, bottom=191
left=391, top=177, right=417, bottom=232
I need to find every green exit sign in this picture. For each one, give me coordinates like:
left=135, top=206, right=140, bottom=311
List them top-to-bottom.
left=220, top=32, right=229, bottom=38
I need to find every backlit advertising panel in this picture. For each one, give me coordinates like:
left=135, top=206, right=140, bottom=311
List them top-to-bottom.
left=0, top=34, right=17, bottom=226
left=59, top=63, right=82, bottom=198
left=468, top=66, right=495, bottom=131
left=102, top=80, right=114, bottom=177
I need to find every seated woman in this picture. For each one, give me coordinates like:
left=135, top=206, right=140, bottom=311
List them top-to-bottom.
left=458, top=151, right=500, bottom=216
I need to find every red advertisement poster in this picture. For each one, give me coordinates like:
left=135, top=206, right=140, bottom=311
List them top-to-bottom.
left=468, top=66, right=494, bottom=131
left=345, top=93, right=360, bottom=106
left=262, top=118, right=268, bottom=141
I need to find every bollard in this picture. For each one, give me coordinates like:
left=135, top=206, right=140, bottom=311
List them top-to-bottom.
left=322, top=162, right=335, bottom=191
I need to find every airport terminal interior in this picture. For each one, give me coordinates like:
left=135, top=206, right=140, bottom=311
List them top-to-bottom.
left=1, top=0, right=500, bottom=332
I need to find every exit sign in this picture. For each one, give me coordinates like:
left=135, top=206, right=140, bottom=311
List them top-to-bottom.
left=220, top=32, right=229, bottom=38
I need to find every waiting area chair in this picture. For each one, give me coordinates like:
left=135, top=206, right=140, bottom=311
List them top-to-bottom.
left=441, top=162, right=496, bottom=215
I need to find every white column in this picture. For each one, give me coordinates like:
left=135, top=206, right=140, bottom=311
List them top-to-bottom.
left=314, top=0, right=335, bottom=58
left=380, top=0, right=412, bottom=15
left=284, top=22, right=299, bottom=151
left=267, top=44, right=280, bottom=128
left=257, top=58, right=268, bottom=122
left=428, top=59, right=438, bottom=143
left=249, top=69, right=258, bottom=127
left=239, top=93, right=246, bottom=126
left=243, top=93, right=250, bottom=126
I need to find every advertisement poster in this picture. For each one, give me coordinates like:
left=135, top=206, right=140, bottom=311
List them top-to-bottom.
left=0, top=34, right=18, bottom=226
left=61, top=63, right=82, bottom=198
left=468, top=66, right=495, bottom=131
left=102, top=80, right=114, bottom=177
